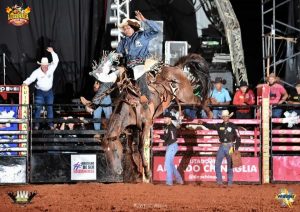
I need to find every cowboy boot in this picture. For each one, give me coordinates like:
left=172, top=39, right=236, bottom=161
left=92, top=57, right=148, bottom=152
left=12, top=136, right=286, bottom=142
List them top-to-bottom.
left=80, top=96, right=91, bottom=106
left=85, top=105, right=94, bottom=115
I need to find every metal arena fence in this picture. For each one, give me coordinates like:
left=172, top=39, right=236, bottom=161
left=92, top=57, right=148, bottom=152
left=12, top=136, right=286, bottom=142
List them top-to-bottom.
left=0, top=102, right=300, bottom=184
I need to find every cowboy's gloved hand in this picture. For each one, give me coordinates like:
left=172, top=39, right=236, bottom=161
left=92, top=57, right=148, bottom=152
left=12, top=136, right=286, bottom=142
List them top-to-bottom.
left=135, top=10, right=146, bottom=22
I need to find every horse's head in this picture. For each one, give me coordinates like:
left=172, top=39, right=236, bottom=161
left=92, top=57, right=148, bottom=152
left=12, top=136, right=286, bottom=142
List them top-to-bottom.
left=89, top=51, right=120, bottom=81
left=101, top=96, right=137, bottom=175
left=101, top=137, right=124, bottom=175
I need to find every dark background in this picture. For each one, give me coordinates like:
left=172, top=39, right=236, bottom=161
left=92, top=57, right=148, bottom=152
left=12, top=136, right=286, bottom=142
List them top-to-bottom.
left=0, top=0, right=263, bottom=100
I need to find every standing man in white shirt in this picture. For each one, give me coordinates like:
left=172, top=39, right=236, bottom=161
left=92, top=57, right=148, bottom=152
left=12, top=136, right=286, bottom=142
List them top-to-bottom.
left=22, top=47, right=59, bottom=129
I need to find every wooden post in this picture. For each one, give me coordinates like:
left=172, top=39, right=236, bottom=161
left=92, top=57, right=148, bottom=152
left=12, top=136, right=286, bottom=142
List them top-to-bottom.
left=261, top=84, right=270, bottom=183
left=20, top=85, right=29, bottom=155
left=143, top=130, right=151, bottom=182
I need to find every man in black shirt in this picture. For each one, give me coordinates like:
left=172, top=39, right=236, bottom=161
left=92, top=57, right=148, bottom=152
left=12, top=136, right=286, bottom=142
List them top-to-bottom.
left=287, top=83, right=300, bottom=116
left=188, top=110, right=241, bottom=186
left=162, top=112, right=183, bottom=186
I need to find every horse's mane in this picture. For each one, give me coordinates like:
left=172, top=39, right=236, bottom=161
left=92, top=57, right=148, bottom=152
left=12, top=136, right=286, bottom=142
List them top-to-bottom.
left=174, top=53, right=212, bottom=102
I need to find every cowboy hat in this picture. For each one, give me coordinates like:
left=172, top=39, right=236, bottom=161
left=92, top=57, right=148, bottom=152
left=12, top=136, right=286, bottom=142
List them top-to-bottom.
left=118, top=18, right=141, bottom=31
left=37, top=57, right=49, bottom=66
left=213, top=77, right=226, bottom=84
left=221, top=110, right=234, bottom=118
left=164, top=112, right=177, bottom=120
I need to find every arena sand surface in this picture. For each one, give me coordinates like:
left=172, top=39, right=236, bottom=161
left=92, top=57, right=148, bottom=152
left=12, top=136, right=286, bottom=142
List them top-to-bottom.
left=0, top=183, right=299, bottom=211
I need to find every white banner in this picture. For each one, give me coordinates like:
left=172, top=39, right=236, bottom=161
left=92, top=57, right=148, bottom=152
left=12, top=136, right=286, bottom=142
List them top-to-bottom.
left=71, top=154, right=97, bottom=181
left=0, top=164, right=26, bottom=183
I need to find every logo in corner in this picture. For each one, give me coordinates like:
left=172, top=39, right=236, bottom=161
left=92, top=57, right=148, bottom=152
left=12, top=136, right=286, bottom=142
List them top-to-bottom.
left=6, top=4, right=31, bottom=26
left=275, top=188, right=296, bottom=208
left=7, top=190, right=37, bottom=204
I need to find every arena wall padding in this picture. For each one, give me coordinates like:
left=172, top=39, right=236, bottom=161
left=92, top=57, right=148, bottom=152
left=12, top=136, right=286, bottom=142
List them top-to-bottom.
left=30, top=153, right=123, bottom=183
left=0, top=157, right=27, bottom=183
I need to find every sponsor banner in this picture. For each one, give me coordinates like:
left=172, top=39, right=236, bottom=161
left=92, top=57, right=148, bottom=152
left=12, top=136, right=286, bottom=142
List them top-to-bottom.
left=0, top=85, right=20, bottom=92
left=0, top=106, right=18, bottom=140
left=71, top=154, right=96, bottom=180
left=153, top=156, right=260, bottom=182
left=272, top=156, right=300, bottom=181
left=0, top=158, right=26, bottom=183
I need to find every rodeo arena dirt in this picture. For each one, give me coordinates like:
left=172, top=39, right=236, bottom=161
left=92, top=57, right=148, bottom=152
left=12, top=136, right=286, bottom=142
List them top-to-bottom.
left=1, top=0, right=300, bottom=212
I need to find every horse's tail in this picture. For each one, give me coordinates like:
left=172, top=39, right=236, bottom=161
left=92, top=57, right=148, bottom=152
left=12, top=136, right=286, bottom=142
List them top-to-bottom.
left=175, top=54, right=212, bottom=104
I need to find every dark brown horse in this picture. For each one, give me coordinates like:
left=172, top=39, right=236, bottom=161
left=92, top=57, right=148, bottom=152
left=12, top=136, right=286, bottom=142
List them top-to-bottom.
left=97, top=54, right=212, bottom=177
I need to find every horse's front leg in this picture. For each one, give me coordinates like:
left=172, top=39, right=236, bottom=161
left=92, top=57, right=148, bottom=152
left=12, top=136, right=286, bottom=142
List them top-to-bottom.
left=139, top=123, right=152, bottom=180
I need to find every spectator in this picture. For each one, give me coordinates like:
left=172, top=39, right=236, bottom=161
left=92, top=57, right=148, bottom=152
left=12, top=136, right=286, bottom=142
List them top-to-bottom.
left=22, top=47, right=59, bottom=129
left=258, top=73, right=288, bottom=118
left=210, top=77, right=231, bottom=118
left=233, top=81, right=255, bottom=119
left=287, top=82, right=300, bottom=116
left=59, top=116, right=76, bottom=132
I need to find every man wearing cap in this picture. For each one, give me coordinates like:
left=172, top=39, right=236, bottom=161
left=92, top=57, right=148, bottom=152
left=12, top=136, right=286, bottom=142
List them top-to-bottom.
left=116, top=10, right=160, bottom=107
left=22, top=47, right=59, bottom=129
left=210, top=77, right=231, bottom=119
left=233, top=81, right=255, bottom=119
left=187, top=110, right=241, bottom=186
left=161, top=112, right=183, bottom=186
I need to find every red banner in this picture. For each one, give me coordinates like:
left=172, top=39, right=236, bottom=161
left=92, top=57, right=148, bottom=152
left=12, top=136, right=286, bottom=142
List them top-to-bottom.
left=153, top=156, right=260, bottom=182
left=272, top=156, right=300, bottom=181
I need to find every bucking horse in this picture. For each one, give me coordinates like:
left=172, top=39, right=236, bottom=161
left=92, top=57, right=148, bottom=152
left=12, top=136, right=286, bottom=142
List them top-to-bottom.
left=89, top=52, right=212, bottom=180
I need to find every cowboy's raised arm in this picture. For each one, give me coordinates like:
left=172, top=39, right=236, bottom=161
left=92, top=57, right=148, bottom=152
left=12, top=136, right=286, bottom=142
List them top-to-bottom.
left=135, top=11, right=160, bottom=39
left=47, top=47, right=59, bottom=72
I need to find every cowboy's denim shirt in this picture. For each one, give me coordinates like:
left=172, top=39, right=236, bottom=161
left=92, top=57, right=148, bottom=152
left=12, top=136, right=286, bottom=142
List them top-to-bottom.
left=116, top=20, right=160, bottom=63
